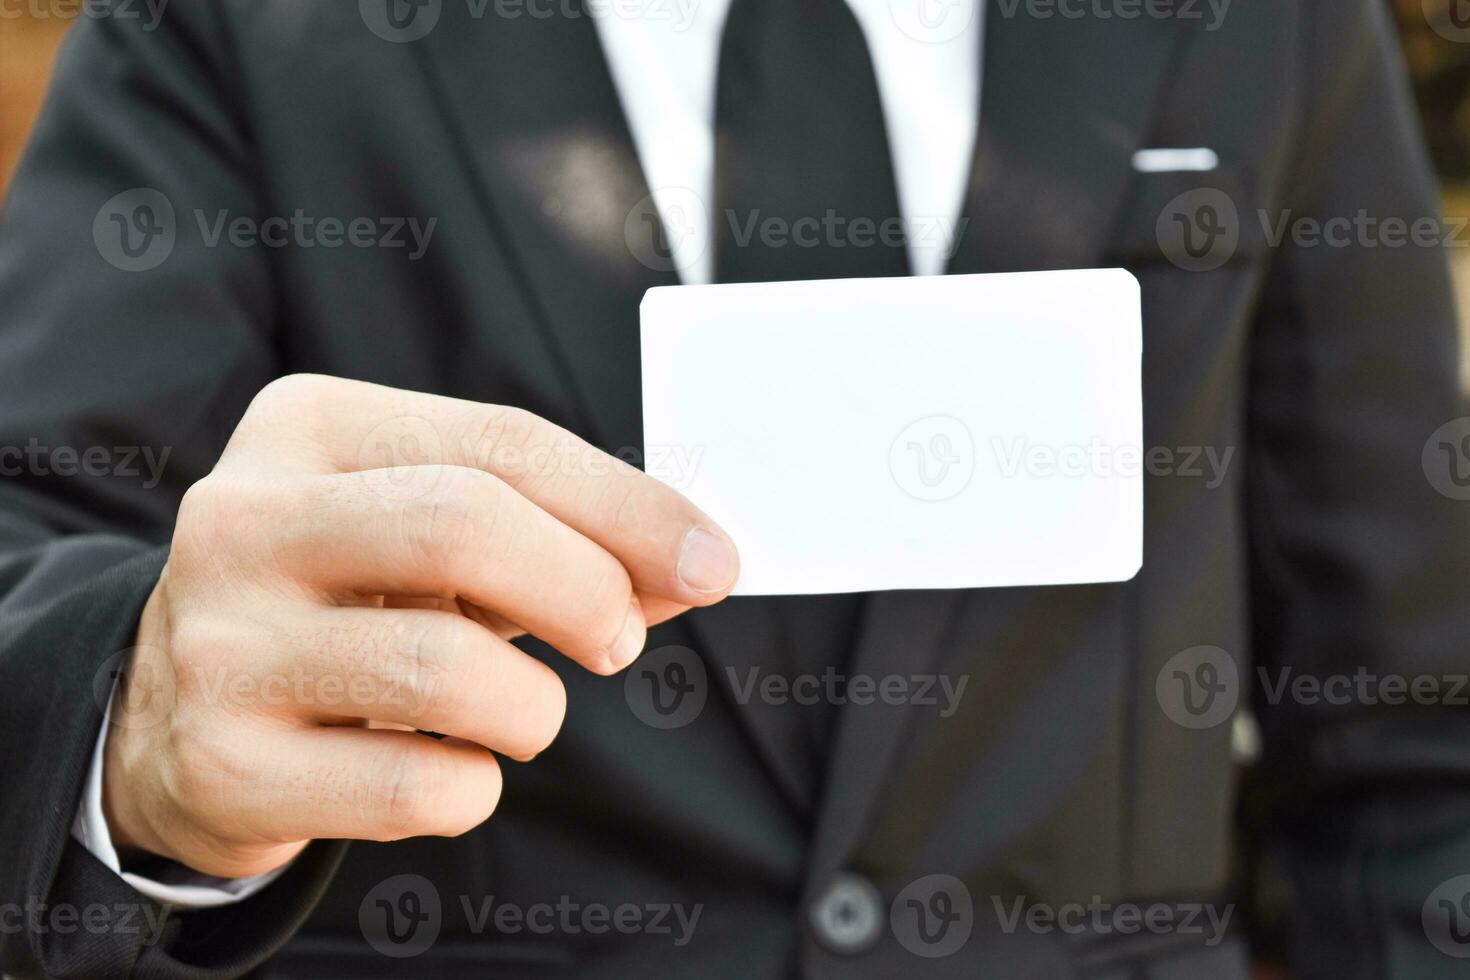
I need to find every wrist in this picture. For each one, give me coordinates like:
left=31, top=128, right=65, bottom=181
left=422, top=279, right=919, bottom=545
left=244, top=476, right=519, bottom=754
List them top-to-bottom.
left=100, top=581, right=173, bottom=863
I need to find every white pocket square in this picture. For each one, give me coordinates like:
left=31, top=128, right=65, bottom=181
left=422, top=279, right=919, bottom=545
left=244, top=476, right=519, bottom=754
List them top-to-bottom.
left=1131, top=147, right=1220, bottom=173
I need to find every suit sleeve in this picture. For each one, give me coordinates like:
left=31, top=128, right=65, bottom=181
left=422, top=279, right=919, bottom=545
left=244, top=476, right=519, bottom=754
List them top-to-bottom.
left=1244, top=2, right=1470, bottom=977
left=0, top=7, right=346, bottom=978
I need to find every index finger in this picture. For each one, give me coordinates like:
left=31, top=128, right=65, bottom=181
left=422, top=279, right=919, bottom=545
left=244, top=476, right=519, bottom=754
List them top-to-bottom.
left=231, top=375, right=740, bottom=605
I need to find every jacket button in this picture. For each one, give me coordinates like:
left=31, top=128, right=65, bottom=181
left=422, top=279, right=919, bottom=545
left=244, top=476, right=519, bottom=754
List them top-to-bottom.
left=808, top=872, right=884, bottom=954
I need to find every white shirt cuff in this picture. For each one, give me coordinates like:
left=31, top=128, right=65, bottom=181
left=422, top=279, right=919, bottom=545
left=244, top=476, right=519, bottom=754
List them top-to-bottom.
left=71, top=678, right=290, bottom=908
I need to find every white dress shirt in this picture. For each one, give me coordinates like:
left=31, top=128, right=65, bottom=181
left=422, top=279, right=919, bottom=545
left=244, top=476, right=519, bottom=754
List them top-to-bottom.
left=73, top=0, right=984, bottom=906
left=602, top=0, right=983, bottom=283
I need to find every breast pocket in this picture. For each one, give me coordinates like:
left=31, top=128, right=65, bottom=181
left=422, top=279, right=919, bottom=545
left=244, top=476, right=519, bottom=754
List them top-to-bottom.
left=1105, top=166, right=1266, bottom=272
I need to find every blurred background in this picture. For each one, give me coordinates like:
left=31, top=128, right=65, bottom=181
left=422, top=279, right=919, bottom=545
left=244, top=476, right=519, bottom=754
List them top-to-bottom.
left=1401, top=0, right=1470, bottom=392
left=2, top=1, right=1470, bottom=346
left=9, top=2, right=1470, bottom=387
left=1, top=3, right=1468, bottom=977
left=0, top=11, right=67, bottom=193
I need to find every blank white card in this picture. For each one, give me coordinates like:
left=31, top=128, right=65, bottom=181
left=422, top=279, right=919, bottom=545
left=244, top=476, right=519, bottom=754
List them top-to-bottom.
left=640, top=269, right=1143, bottom=595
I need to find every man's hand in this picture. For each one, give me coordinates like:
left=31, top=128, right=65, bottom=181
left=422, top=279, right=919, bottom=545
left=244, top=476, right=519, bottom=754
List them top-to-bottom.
left=101, top=375, right=740, bottom=879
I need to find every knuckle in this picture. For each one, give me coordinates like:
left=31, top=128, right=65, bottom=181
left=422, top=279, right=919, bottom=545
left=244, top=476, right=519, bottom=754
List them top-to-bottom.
left=248, top=373, right=334, bottom=418
left=233, top=375, right=348, bottom=456
left=459, top=405, right=539, bottom=476
left=401, top=473, right=499, bottom=571
left=173, top=476, right=273, bottom=570
left=173, top=480, right=223, bottom=556
left=381, top=615, right=459, bottom=722
left=167, top=616, right=239, bottom=703
left=166, top=619, right=215, bottom=690
left=161, top=716, right=242, bottom=809
left=160, top=737, right=207, bottom=806
left=372, top=748, right=434, bottom=839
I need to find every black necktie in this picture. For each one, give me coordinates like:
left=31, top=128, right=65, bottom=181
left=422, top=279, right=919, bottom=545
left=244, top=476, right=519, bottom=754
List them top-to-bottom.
left=712, top=0, right=899, bottom=766
left=713, top=0, right=910, bottom=283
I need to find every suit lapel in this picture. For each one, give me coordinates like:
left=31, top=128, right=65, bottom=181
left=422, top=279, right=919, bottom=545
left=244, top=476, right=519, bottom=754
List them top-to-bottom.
left=946, top=0, right=1186, bottom=276
left=410, top=1, right=673, bottom=455
left=811, top=2, right=1186, bottom=878
left=410, top=4, right=804, bottom=807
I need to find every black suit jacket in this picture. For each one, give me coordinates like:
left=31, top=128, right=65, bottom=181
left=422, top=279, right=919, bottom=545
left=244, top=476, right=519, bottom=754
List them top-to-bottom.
left=2, top=0, right=1468, bottom=977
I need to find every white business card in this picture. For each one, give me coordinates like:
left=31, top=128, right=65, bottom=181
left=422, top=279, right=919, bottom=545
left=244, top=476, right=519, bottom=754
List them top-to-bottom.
left=640, top=269, right=1144, bottom=595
